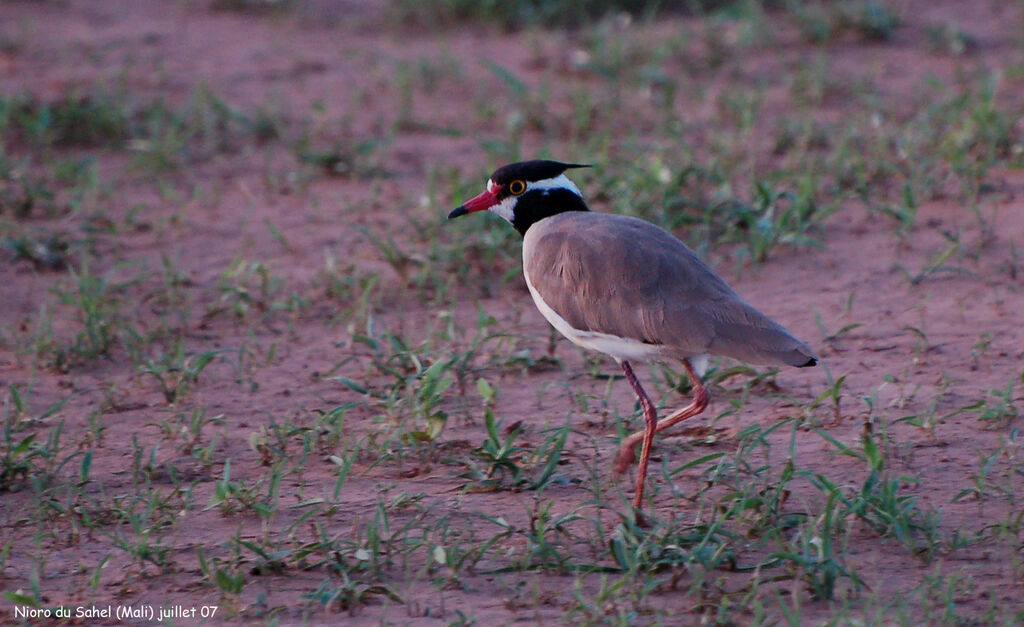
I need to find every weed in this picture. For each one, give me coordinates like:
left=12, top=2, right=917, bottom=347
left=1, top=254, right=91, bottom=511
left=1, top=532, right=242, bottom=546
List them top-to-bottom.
left=211, top=0, right=294, bottom=13
left=390, top=0, right=672, bottom=30
left=786, top=1, right=901, bottom=44
left=849, top=2, right=901, bottom=41
left=925, top=21, right=978, bottom=56
left=2, top=92, right=128, bottom=148
left=296, top=137, right=388, bottom=179
left=727, top=178, right=833, bottom=265
left=874, top=182, right=919, bottom=236
left=350, top=222, right=422, bottom=284
left=2, top=232, right=70, bottom=270
left=318, top=253, right=381, bottom=325
left=212, top=256, right=282, bottom=319
left=49, top=257, right=127, bottom=366
left=813, top=309, right=862, bottom=345
left=335, top=325, right=457, bottom=444
left=139, top=346, right=221, bottom=404
left=804, top=365, right=846, bottom=424
left=969, top=377, right=1019, bottom=428
left=1, top=381, right=75, bottom=489
left=162, top=407, right=225, bottom=454
left=468, top=407, right=526, bottom=484
left=465, top=414, right=569, bottom=491
left=1, top=418, right=39, bottom=490
left=811, top=428, right=938, bottom=556
left=953, top=448, right=1001, bottom=504
left=205, top=458, right=281, bottom=519
left=101, top=487, right=180, bottom=574
left=767, top=490, right=863, bottom=601
left=515, top=499, right=585, bottom=572
left=197, top=547, right=246, bottom=607
left=302, top=575, right=402, bottom=615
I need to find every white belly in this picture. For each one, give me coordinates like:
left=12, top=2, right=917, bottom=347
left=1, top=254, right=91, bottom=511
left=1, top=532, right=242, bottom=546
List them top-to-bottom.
left=523, top=271, right=666, bottom=363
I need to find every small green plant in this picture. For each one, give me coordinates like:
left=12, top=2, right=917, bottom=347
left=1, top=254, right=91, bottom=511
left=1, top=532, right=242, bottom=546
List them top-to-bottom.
left=211, top=0, right=294, bottom=12
left=389, top=0, right=672, bottom=30
left=787, top=1, right=902, bottom=43
left=849, top=2, right=901, bottom=41
left=924, top=21, right=977, bottom=56
left=130, top=84, right=281, bottom=172
left=2, top=92, right=128, bottom=148
left=296, top=132, right=389, bottom=179
left=0, top=165, right=56, bottom=217
left=721, top=178, right=833, bottom=265
left=874, top=182, right=919, bottom=235
left=2, top=232, right=70, bottom=270
left=897, top=239, right=973, bottom=287
left=213, top=256, right=282, bottom=319
left=50, top=258, right=127, bottom=366
left=334, top=326, right=457, bottom=443
left=139, top=346, right=221, bottom=404
left=406, top=358, right=455, bottom=442
left=805, top=366, right=847, bottom=423
left=970, top=377, right=1019, bottom=428
left=468, top=404, right=526, bottom=486
left=161, top=407, right=225, bottom=453
left=9, top=414, right=80, bottom=496
left=466, top=418, right=569, bottom=492
left=1, top=420, right=39, bottom=490
left=812, top=428, right=938, bottom=556
left=953, top=448, right=1000, bottom=504
left=205, top=458, right=280, bottom=518
left=768, top=490, right=863, bottom=601
left=101, top=491, right=176, bottom=573
left=514, top=499, right=584, bottom=572
left=197, top=547, right=245, bottom=605
left=302, top=575, right=402, bottom=615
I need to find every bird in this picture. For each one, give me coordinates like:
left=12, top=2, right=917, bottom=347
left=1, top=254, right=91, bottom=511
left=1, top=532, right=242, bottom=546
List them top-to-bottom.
left=448, top=159, right=817, bottom=520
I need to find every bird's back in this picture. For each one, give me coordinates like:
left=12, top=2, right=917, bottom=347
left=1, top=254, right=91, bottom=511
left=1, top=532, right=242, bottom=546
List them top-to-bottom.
left=523, top=212, right=816, bottom=367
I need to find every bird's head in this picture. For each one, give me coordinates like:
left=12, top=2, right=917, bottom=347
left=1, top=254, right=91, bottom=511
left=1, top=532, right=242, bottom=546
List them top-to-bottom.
left=448, top=160, right=591, bottom=235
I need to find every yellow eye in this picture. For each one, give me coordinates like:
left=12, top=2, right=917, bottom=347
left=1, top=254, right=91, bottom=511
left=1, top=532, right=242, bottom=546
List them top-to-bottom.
left=508, top=180, right=527, bottom=195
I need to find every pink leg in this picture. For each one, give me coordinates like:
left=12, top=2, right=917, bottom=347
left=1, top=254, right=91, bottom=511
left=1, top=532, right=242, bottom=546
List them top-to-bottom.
left=614, top=359, right=710, bottom=481
left=619, top=360, right=658, bottom=516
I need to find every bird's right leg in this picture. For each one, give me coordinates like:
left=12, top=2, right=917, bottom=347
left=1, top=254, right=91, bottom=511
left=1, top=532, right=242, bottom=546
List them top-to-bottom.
left=614, top=358, right=710, bottom=475
left=618, top=360, right=658, bottom=516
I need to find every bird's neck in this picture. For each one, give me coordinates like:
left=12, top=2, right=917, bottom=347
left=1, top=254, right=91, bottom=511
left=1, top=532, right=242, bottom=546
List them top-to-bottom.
left=511, top=189, right=590, bottom=236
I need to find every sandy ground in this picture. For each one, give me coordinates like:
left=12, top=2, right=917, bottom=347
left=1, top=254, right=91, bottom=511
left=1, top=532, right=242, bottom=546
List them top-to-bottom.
left=1, top=0, right=1023, bottom=624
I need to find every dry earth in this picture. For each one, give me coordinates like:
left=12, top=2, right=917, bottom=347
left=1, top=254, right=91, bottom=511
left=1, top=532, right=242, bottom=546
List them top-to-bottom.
left=1, top=0, right=1023, bottom=624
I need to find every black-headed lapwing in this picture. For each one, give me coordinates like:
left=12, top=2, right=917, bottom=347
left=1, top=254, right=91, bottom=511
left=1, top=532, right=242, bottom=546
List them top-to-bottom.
left=449, top=160, right=817, bottom=519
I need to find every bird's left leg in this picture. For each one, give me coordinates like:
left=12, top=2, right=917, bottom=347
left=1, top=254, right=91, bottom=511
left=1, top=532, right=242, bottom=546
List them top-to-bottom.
left=614, top=358, right=710, bottom=475
left=618, top=360, right=658, bottom=514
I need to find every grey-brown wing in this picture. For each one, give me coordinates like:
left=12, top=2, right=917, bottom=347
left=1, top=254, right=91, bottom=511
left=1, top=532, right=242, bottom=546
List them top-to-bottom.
left=524, top=213, right=816, bottom=366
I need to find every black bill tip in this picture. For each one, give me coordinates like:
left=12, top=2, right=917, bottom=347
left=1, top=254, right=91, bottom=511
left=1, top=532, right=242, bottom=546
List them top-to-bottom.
left=447, top=206, right=469, bottom=220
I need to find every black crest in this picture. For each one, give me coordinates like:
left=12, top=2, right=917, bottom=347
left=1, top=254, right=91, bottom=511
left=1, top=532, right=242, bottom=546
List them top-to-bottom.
left=490, top=160, right=590, bottom=185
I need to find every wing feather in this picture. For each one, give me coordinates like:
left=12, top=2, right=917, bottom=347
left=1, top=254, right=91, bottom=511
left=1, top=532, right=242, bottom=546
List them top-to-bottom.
left=523, top=213, right=816, bottom=366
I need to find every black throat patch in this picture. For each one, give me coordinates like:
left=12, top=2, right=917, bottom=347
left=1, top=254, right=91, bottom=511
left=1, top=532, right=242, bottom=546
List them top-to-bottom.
left=510, top=188, right=590, bottom=236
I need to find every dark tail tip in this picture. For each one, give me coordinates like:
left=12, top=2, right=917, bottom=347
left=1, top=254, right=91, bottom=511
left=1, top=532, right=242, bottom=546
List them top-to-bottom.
left=797, top=356, right=818, bottom=368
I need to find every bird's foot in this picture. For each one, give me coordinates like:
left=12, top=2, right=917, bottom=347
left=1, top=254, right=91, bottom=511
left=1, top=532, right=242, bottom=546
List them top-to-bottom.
left=613, top=444, right=636, bottom=476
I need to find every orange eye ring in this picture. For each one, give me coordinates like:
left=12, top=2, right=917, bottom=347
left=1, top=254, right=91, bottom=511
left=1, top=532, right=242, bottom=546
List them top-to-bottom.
left=509, top=180, right=526, bottom=195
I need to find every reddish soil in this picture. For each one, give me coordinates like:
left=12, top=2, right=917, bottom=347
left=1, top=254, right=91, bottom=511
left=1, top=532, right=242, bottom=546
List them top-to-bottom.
left=1, top=0, right=1023, bottom=624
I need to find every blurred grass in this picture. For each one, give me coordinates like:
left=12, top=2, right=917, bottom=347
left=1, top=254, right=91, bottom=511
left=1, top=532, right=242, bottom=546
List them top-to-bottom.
left=389, top=0, right=739, bottom=29
left=390, top=0, right=905, bottom=39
